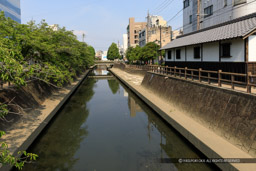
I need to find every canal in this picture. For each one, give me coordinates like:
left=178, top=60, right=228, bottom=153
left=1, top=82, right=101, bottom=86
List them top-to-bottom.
left=20, top=68, right=217, bottom=171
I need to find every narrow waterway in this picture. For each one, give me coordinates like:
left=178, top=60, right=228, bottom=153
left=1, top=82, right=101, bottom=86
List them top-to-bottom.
left=21, top=69, right=217, bottom=171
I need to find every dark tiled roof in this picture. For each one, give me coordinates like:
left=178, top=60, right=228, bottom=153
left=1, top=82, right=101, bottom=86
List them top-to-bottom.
left=161, top=13, right=256, bottom=50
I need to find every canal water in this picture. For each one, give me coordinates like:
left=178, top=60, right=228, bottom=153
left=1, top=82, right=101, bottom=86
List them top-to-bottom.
left=20, top=69, right=217, bottom=171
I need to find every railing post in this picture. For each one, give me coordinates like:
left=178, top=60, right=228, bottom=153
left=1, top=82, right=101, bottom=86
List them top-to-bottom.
left=165, top=66, right=167, bottom=75
left=174, top=66, right=177, bottom=77
left=185, top=67, right=187, bottom=80
left=199, top=68, right=202, bottom=82
left=179, top=69, right=181, bottom=78
left=192, top=70, right=194, bottom=81
left=218, top=70, right=222, bottom=87
left=247, top=72, right=252, bottom=93
left=208, top=73, right=211, bottom=84
left=231, top=75, right=235, bottom=89
left=0, top=81, right=3, bottom=89
left=8, top=81, right=10, bottom=87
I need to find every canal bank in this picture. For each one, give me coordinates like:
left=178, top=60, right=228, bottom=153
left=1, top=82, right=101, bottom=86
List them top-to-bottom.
left=109, top=67, right=256, bottom=171
left=0, top=69, right=92, bottom=171
left=20, top=69, right=216, bottom=171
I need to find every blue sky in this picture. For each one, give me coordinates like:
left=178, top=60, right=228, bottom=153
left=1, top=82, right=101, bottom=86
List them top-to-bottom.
left=21, top=0, right=183, bottom=51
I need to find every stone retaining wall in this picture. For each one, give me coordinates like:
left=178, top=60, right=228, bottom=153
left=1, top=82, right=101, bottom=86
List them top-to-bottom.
left=113, top=63, right=147, bottom=76
left=142, top=72, right=256, bottom=157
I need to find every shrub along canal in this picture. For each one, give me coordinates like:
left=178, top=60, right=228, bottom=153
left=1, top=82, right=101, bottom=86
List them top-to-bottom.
left=19, top=69, right=217, bottom=171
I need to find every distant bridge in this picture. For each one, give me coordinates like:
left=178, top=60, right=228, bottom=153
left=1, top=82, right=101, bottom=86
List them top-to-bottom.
left=94, top=60, right=117, bottom=69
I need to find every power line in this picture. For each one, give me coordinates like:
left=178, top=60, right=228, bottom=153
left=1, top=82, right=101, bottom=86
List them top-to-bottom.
left=151, top=0, right=170, bottom=14
left=156, top=0, right=176, bottom=15
left=166, top=8, right=183, bottom=23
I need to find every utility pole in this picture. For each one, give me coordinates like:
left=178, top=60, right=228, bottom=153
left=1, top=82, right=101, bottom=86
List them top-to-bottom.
left=197, top=0, right=200, bottom=30
left=147, top=10, right=150, bottom=44
left=160, top=25, right=162, bottom=48
left=82, top=33, right=85, bottom=42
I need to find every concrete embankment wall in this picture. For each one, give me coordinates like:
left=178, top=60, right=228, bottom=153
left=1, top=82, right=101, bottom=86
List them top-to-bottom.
left=113, top=63, right=147, bottom=76
left=0, top=70, right=91, bottom=171
left=142, top=72, right=256, bottom=157
left=0, top=80, right=56, bottom=130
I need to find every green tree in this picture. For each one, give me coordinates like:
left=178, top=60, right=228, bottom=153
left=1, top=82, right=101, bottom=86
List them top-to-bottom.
left=0, top=11, right=97, bottom=169
left=0, top=11, right=95, bottom=87
left=141, top=42, right=160, bottom=64
left=107, top=43, right=120, bottom=60
left=87, top=46, right=95, bottom=59
left=126, top=46, right=142, bottom=64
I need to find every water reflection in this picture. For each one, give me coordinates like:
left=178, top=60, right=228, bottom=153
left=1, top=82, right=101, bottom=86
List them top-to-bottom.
left=92, top=65, right=110, bottom=76
left=20, top=69, right=217, bottom=171
left=21, top=79, right=96, bottom=171
left=107, top=79, right=120, bottom=94
left=124, top=86, right=217, bottom=171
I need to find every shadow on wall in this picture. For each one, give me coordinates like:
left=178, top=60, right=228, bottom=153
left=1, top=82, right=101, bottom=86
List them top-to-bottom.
left=141, top=72, right=256, bottom=157
left=0, top=80, right=56, bottom=131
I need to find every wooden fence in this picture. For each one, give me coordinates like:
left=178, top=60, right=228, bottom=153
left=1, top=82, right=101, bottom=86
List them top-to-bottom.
left=127, top=65, right=256, bottom=94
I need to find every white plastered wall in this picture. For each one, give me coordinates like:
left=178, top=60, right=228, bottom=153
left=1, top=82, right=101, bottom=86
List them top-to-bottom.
left=249, top=35, right=256, bottom=62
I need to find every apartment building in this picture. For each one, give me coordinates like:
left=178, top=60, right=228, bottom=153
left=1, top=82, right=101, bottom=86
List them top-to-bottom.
left=0, top=0, right=21, bottom=23
left=183, top=0, right=256, bottom=34
left=138, top=15, right=173, bottom=47
left=127, top=18, right=147, bottom=47
left=139, top=26, right=172, bottom=47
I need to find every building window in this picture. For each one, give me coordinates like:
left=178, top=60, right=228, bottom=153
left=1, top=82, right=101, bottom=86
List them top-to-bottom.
left=184, top=0, right=189, bottom=9
left=234, top=0, right=246, bottom=6
left=204, top=5, right=213, bottom=18
left=189, top=15, right=192, bottom=24
left=134, top=30, right=137, bottom=34
left=152, top=30, right=156, bottom=34
left=221, top=43, right=231, bottom=57
left=194, top=47, right=201, bottom=59
left=176, top=49, right=181, bottom=59
left=168, top=50, right=172, bottom=59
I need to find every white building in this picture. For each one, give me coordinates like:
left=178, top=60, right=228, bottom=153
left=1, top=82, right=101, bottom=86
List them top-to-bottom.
left=0, top=0, right=21, bottom=23
left=183, top=0, right=256, bottom=34
left=162, top=13, right=256, bottom=75
left=147, top=15, right=167, bottom=27
left=49, top=24, right=59, bottom=31
left=123, top=34, right=128, bottom=53
left=101, top=51, right=108, bottom=61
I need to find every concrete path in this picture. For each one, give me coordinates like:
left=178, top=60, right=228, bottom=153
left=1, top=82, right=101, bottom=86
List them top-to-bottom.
left=110, top=68, right=256, bottom=171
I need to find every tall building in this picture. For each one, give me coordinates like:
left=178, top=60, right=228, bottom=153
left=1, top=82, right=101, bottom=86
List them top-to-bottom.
left=0, top=0, right=21, bottom=23
left=183, top=0, right=256, bottom=34
left=127, top=18, right=147, bottom=47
